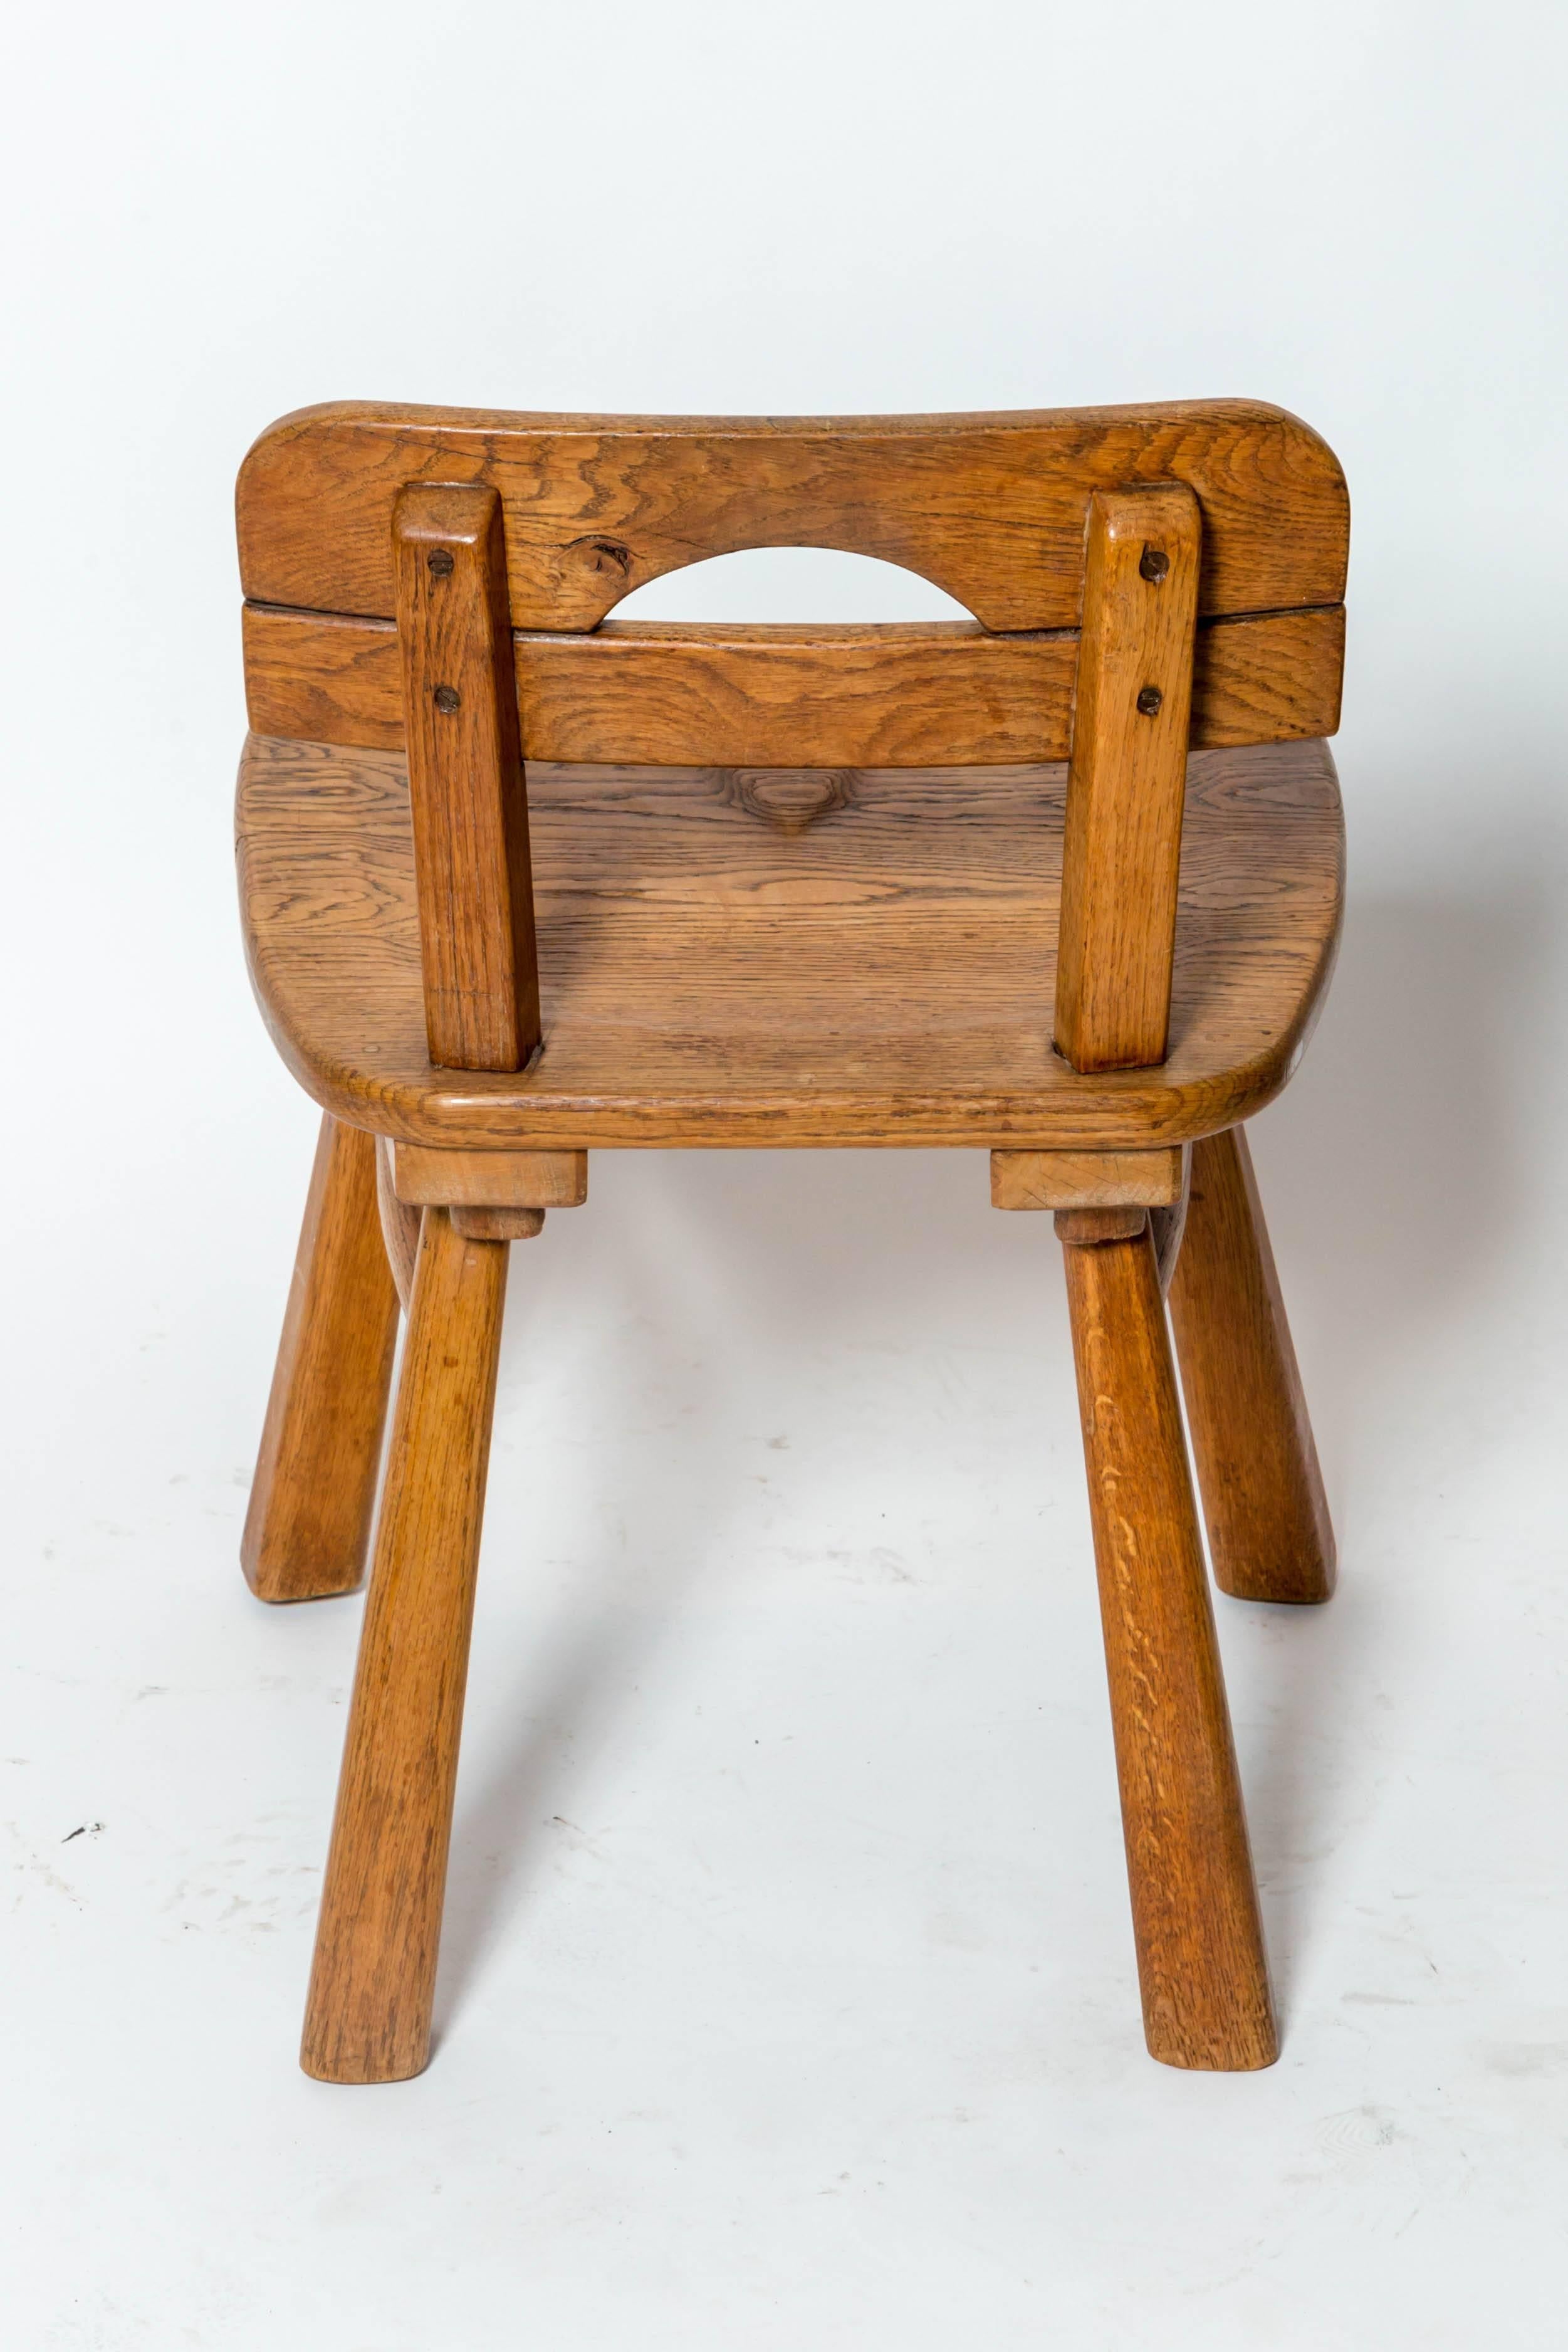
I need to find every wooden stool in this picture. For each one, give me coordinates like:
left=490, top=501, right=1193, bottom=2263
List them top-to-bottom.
left=235, top=400, right=1346, bottom=2081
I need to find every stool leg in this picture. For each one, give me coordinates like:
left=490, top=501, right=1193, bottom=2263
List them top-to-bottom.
left=242, top=1116, right=400, bottom=1604
left=1166, top=1128, right=1335, bottom=1605
left=301, top=1208, right=508, bottom=2083
left=1061, top=1214, right=1277, bottom=2071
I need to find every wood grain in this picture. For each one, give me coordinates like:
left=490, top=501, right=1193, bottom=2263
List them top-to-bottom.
left=238, top=400, right=1349, bottom=634
left=392, top=483, right=540, bottom=1071
left=1055, top=485, right=1201, bottom=1073
left=241, top=602, right=1346, bottom=766
left=236, top=735, right=1344, bottom=1150
left=241, top=1115, right=399, bottom=1602
left=1166, top=1126, right=1335, bottom=1603
left=374, top=1134, right=421, bottom=1312
left=391, top=1145, right=587, bottom=1208
left=991, top=1147, right=1184, bottom=1210
left=1054, top=1204, right=1148, bottom=1244
left=450, top=1205, right=545, bottom=1240
left=301, top=1208, right=508, bottom=2083
left=1059, top=1218, right=1277, bottom=2069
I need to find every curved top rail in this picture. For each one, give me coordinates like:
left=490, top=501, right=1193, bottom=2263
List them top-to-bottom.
left=237, top=397, right=1349, bottom=635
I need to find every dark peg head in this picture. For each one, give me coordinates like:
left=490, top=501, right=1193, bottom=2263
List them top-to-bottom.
left=1139, top=544, right=1170, bottom=584
left=427, top=548, right=456, bottom=579
left=433, top=685, right=462, bottom=714
left=1136, top=685, right=1163, bottom=717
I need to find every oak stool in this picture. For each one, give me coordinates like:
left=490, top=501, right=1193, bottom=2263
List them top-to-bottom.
left=236, top=401, right=1346, bottom=2080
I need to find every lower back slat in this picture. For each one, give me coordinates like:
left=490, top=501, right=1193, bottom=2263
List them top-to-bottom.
left=243, top=606, right=1344, bottom=767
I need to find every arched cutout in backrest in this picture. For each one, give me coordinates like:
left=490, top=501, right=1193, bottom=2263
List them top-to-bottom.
left=237, top=401, right=1349, bottom=634
left=610, top=545, right=974, bottom=624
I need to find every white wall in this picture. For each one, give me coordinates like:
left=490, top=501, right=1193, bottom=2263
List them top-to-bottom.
left=6, top=0, right=1565, bottom=1140
left=4, top=6, right=1565, bottom=2344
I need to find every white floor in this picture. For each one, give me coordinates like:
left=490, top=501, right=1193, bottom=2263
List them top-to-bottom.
left=7, top=849, right=1568, bottom=2343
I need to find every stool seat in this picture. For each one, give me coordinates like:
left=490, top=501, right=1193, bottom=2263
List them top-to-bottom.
left=239, top=732, right=1342, bottom=1153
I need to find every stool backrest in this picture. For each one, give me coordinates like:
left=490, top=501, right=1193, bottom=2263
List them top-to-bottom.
left=240, top=399, right=1347, bottom=767
left=237, top=401, right=1348, bottom=1074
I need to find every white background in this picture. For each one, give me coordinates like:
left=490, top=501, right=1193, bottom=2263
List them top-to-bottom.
left=4, top=3, right=1567, bottom=2343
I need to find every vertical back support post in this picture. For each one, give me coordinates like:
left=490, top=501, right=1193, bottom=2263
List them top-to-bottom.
left=392, top=483, right=541, bottom=1071
left=1054, top=483, right=1201, bottom=1073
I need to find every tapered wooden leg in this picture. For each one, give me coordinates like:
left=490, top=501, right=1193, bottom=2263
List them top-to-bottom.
left=242, top=1116, right=400, bottom=1604
left=1166, top=1128, right=1335, bottom=1605
left=301, top=1209, right=508, bottom=2084
left=1060, top=1212, right=1277, bottom=2071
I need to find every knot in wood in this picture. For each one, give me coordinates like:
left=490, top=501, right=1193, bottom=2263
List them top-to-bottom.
left=561, top=535, right=633, bottom=579
left=726, top=767, right=854, bottom=836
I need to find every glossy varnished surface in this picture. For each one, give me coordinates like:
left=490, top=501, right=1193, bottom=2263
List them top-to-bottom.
left=237, top=735, right=1344, bottom=1150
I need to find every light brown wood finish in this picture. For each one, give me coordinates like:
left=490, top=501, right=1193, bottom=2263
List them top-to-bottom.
left=239, top=397, right=1346, bottom=2083
left=238, top=401, right=1349, bottom=633
left=392, top=484, right=540, bottom=1072
left=1055, top=486, right=1201, bottom=1074
left=241, top=604, right=1346, bottom=768
left=238, top=736, right=1344, bottom=1151
left=241, top=1116, right=399, bottom=1602
left=1167, top=1127, right=1335, bottom=1604
left=374, top=1135, right=421, bottom=1312
left=391, top=1145, right=587, bottom=1209
left=991, top=1147, right=1184, bottom=1210
left=1055, top=1204, right=1148, bottom=1244
left=451, top=1205, right=545, bottom=1241
left=301, top=1208, right=508, bottom=2083
left=1058, top=1215, right=1277, bottom=2069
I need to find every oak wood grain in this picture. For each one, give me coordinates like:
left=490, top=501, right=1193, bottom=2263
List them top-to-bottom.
left=238, top=399, right=1349, bottom=633
left=392, top=483, right=540, bottom=1071
left=1055, top=485, right=1201, bottom=1073
left=241, top=602, right=1346, bottom=767
left=237, top=736, right=1344, bottom=1150
left=241, top=1115, right=399, bottom=1602
left=1166, top=1126, right=1335, bottom=1603
left=391, top=1144, right=587, bottom=1209
left=991, top=1147, right=1184, bottom=1210
left=450, top=1205, right=545, bottom=1240
left=301, top=1207, right=508, bottom=2083
left=1059, top=1217, right=1277, bottom=2069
